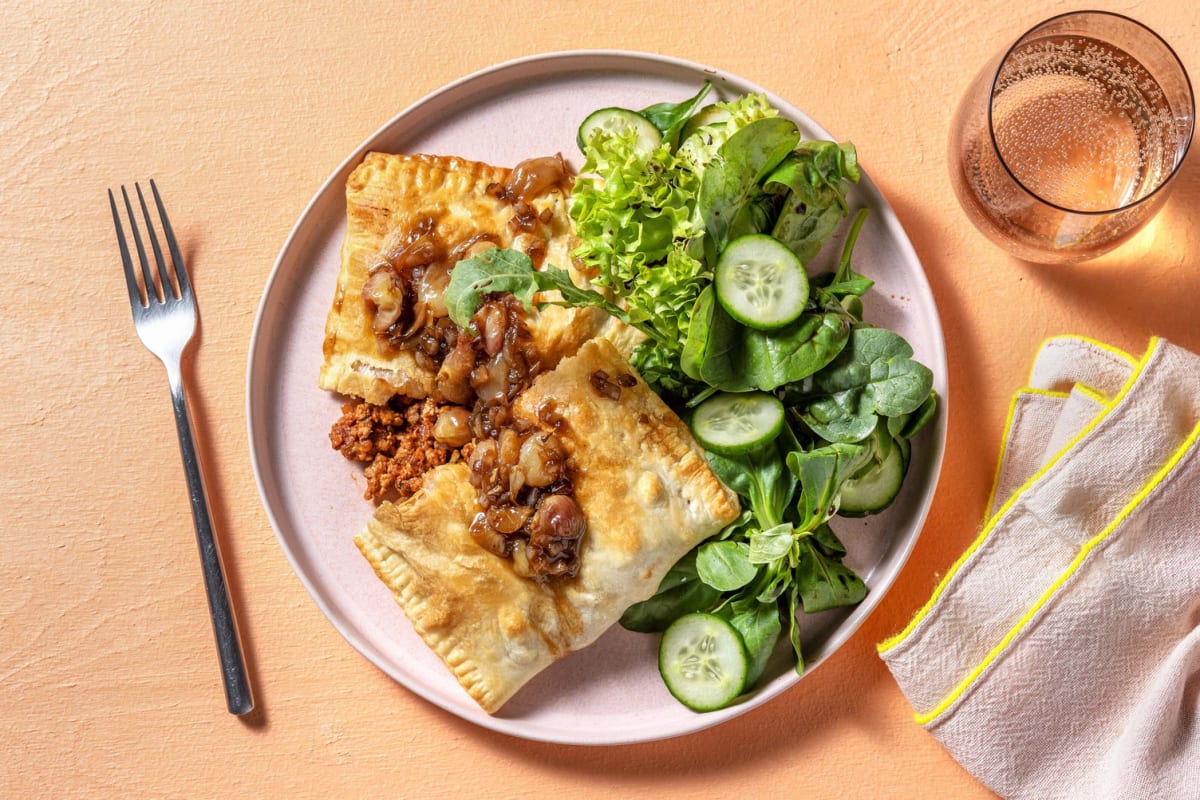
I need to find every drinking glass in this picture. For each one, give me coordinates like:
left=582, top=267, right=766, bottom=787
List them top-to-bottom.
left=949, top=11, right=1194, bottom=264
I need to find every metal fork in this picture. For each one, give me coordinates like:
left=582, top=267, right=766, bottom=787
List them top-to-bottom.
left=109, top=181, right=254, bottom=716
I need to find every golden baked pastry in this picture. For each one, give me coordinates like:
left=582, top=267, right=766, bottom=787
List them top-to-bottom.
left=319, top=152, right=606, bottom=404
left=354, top=338, right=741, bottom=713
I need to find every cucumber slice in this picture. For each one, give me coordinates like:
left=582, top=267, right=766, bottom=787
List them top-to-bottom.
left=679, top=103, right=731, bottom=143
left=576, top=107, right=662, bottom=156
left=715, top=234, right=809, bottom=330
left=690, top=391, right=785, bottom=455
left=839, top=436, right=909, bottom=516
left=659, top=613, right=748, bottom=711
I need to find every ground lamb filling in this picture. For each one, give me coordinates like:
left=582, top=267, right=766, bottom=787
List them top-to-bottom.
left=332, top=159, right=590, bottom=580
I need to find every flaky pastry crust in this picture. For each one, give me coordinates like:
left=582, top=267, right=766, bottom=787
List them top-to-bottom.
left=320, top=152, right=605, bottom=404
left=355, top=339, right=740, bottom=713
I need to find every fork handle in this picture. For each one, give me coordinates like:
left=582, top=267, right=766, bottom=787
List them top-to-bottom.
left=167, top=365, right=255, bottom=716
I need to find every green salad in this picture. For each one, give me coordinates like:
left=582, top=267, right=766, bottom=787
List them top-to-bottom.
left=445, top=83, right=936, bottom=712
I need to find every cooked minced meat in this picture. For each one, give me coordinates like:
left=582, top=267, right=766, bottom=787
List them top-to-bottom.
left=329, top=397, right=456, bottom=501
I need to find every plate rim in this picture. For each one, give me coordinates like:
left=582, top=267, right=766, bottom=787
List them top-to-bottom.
left=246, top=48, right=948, bottom=745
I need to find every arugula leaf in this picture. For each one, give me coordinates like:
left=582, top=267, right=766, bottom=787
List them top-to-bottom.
left=443, top=248, right=541, bottom=327
left=444, top=248, right=668, bottom=345
left=535, top=262, right=632, bottom=321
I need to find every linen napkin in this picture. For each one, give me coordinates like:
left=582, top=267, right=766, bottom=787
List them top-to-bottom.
left=879, top=336, right=1200, bottom=799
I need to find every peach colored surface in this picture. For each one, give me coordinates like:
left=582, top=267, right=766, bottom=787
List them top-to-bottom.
left=5, top=1, right=1199, bottom=797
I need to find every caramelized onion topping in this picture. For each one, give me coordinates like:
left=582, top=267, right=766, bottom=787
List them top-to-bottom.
left=498, top=154, right=569, bottom=203
left=344, top=171, right=590, bottom=581
left=361, top=269, right=408, bottom=334
left=432, top=406, right=472, bottom=448
left=527, top=495, right=586, bottom=579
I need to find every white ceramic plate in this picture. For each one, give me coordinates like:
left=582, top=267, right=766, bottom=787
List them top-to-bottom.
left=247, top=51, right=947, bottom=745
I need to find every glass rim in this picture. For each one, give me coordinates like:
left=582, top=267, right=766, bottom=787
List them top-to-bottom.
left=986, top=9, right=1196, bottom=216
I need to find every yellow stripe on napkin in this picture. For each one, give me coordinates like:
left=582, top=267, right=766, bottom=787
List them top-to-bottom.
left=877, top=338, right=1160, bottom=655
left=916, top=418, right=1200, bottom=725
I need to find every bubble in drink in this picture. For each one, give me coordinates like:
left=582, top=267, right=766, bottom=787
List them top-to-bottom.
left=949, top=21, right=1191, bottom=263
left=992, top=36, right=1175, bottom=213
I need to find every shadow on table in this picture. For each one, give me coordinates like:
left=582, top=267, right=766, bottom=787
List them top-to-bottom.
left=1011, top=143, right=1200, bottom=355
left=178, top=233, right=268, bottom=728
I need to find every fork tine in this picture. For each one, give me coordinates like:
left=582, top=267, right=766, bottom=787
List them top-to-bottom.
left=150, top=179, right=191, bottom=301
left=136, top=182, right=176, bottom=301
left=121, top=185, right=159, bottom=304
left=110, top=188, right=145, bottom=309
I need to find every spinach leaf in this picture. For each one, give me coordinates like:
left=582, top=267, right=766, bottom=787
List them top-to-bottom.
left=640, top=82, right=713, bottom=146
left=699, top=117, right=801, bottom=250
left=767, top=140, right=860, bottom=203
left=766, top=141, right=859, bottom=263
left=772, top=202, right=846, bottom=267
left=825, top=209, right=876, bottom=301
left=679, top=286, right=712, bottom=382
left=680, top=286, right=742, bottom=387
left=682, top=290, right=851, bottom=393
left=734, top=310, right=852, bottom=391
left=796, top=327, right=934, bottom=440
left=888, top=390, right=939, bottom=439
left=801, top=391, right=879, bottom=443
left=706, top=439, right=795, bottom=530
left=809, top=522, right=848, bottom=558
left=696, top=540, right=757, bottom=591
left=619, top=550, right=722, bottom=633
left=787, top=584, right=804, bottom=674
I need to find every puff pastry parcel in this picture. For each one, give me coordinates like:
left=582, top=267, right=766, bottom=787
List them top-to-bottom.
left=319, top=152, right=606, bottom=404
left=355, top=339, right=740, bottom=713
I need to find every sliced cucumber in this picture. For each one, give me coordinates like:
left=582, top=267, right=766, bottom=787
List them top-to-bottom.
left=679, top=103, right=731, bottom=143
left=576, top=107, right=662, bottom=156
left=715, top=234, right=809, bottom=330
left=690, top=391, right=785, bottom=455
left=839, top=436, right=910, bottom=516
left=659, top=613, right=748, bottom=712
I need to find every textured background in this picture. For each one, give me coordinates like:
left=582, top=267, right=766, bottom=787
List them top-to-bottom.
left=4, top=1, right=1199, bottom=797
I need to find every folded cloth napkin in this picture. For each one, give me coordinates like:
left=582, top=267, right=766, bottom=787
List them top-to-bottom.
left=879, top=336, right=1200, bottom=800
